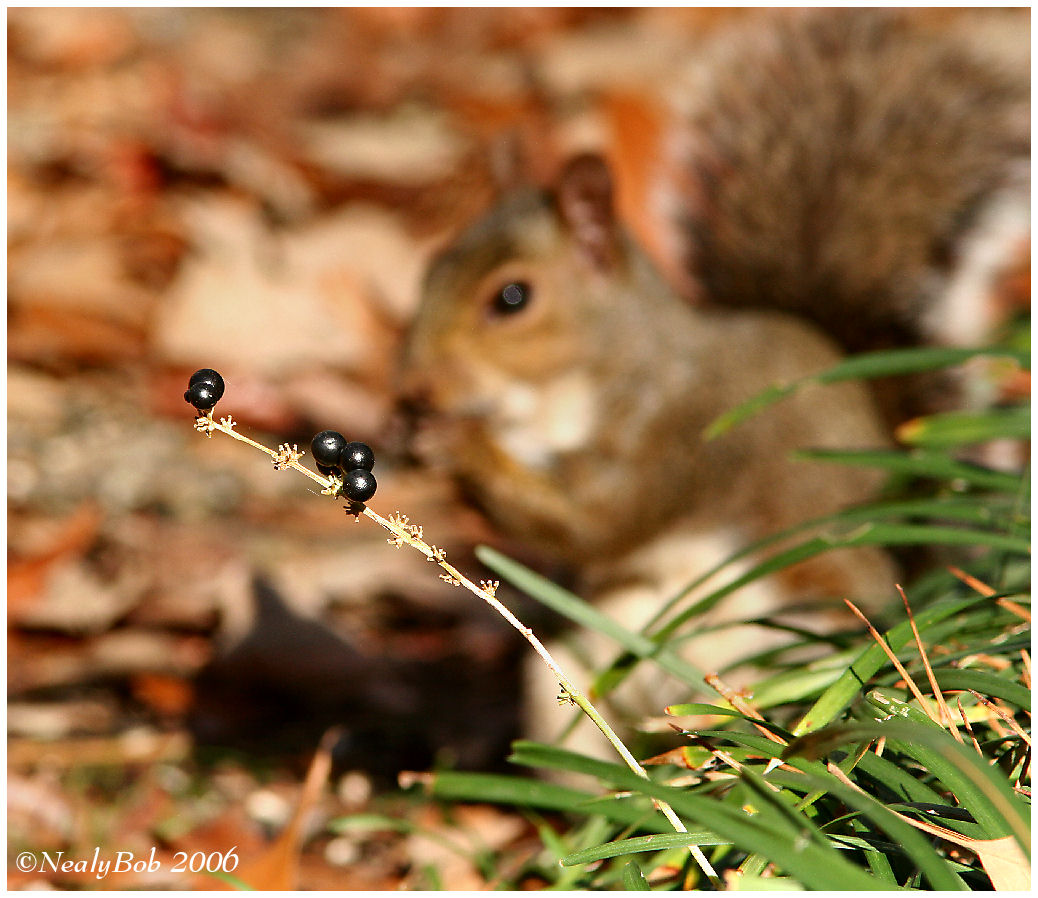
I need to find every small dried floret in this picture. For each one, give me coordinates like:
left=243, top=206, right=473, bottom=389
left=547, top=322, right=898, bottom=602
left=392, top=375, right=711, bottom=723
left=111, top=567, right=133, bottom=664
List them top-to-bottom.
left=273, top=443, right=302, bottom=469
left=321, top=474, right=344, bottom=496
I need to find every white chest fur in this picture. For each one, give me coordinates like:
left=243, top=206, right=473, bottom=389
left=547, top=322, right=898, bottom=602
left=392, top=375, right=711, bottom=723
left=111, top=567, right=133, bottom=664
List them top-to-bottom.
left=493, top=371, right=599, bottom=470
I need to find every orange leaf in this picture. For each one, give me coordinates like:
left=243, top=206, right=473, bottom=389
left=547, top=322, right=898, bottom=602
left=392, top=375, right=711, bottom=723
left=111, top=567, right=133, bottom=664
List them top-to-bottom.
left=205, top=728, right=339, bottom=891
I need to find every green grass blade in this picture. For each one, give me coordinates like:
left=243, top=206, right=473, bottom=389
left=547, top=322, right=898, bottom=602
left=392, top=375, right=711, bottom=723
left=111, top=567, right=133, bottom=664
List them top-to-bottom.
left=706, top=346, right=1027, bottom=438
left=812, top=346, right=1029, bottom=381
left=705, top=382, right=796, bottom=438
left=897, top=406, right=1030, bottom=449
left=794, top=448, right=1026, bottom=492
left=622, top=491, right=1024, bottom=652
left=590, top=492, right=1023, bottom=704
left=544, top=516, right=1014, bottom=716
left=841, top=521, right=1029, bottom=553
left=663, top=525, right=1021, bottom=639
left=476, top=544, right=706, bottom=685
left=793, top=596, right=986, bottom=735
left=747, top=651, right=862, bottom=709
left=930, top=669, right=1030, bottom=710
left=864, top=689, right=949, bottom=730
left=663, top=703, right=742, bottom=718
left=786, top=722, right=1029, bottom=847
left=682, top=730, right=803, bottom=766
left=882, top=737, right=1029, bottom=845
left=508, top=740, right=639, bottom=785
left=515, top=741, right=878, bottom=888
left=853, top=751, right=984, bottom=839
left=778, top=764, right=968, bottom=890
left=416, top=770, right=585, bottom=811
left=417, top=770, right=669, bottom=830
left=607, top=771, right=883, bottom=890
left=533, top=814, right=600, bottom=889
left=845, top=820, right=898, bottom=886
left=562, top=832, right=736, bottom=866
left=622, top=861, right=651, bottom=890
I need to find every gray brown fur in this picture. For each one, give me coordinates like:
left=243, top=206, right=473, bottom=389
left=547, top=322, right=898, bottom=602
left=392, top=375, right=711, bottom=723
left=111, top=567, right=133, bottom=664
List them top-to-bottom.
left=400, top=8, right=1028, bottom=616
left=671, top=8, right=1029, bottom=352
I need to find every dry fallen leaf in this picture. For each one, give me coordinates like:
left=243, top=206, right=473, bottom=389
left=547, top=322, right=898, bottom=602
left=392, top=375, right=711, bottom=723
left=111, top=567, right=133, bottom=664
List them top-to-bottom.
left=206, top=727, right=340, bottom=890
left=901, top=818, right=1031, bottom=892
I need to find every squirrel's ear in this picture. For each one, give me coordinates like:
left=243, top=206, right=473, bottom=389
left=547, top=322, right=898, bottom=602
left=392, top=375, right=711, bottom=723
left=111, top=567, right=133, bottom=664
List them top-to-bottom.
left=555, top=153, right=619, bottom=270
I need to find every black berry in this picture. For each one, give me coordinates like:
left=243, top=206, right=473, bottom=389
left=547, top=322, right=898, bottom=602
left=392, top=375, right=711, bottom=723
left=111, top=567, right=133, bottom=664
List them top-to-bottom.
left=185, top=368, right=225, bottom=411
left=189, top=368, right=224, bottom=389
left=185, top=380, right=222, bottom=412
left=311, top=430, right=348, bottom=468
left=339, top=441, right=375, bottom=472
left=342, top=468, right=376, bottom=503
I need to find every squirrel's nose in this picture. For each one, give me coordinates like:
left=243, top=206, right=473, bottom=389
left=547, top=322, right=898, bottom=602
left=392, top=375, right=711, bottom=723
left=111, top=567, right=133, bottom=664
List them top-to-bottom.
left=394, top=362, right=436, bottom=418
left=382, top=376, right=435, bottom=466
left=396, top=386, right=433, bottom=424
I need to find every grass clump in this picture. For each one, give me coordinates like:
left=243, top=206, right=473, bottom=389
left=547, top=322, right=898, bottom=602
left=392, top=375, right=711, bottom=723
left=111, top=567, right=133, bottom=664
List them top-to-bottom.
left=188, top=342, right=1029, bottom=889
left=393, top=344, right=1030, bottom=889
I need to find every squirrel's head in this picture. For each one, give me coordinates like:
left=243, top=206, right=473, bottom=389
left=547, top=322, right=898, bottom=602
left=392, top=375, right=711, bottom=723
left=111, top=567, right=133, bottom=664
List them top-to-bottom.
left=404, top=153, right=627, bottom=385
left=396, top=154, right=676, bottom=557
left=399, top=154, right=631, bottom=461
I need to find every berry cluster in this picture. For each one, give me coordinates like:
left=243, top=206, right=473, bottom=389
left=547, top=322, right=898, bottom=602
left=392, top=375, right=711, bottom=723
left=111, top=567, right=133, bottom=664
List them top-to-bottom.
left=184, top=367, right=377, bottom=504
left=310, top=429, right=377, bottom=503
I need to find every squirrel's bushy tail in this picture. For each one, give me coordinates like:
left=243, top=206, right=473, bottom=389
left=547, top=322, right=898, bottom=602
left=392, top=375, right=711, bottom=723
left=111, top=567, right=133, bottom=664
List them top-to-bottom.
left=666, top=9, right=1029, bottom=375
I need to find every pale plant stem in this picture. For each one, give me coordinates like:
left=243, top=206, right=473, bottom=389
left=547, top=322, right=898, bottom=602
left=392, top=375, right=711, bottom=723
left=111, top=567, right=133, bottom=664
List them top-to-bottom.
left=196, top=412, right=719, bottom=885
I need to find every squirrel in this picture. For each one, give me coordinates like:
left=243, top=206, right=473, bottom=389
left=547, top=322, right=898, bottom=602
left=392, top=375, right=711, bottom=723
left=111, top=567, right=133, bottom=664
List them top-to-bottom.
left=397, top=9, right=1029, bottom=751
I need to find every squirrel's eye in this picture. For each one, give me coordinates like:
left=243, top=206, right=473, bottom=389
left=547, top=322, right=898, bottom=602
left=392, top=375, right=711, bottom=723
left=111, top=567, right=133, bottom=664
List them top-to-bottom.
left=490, top=281, right=532, bottom=316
